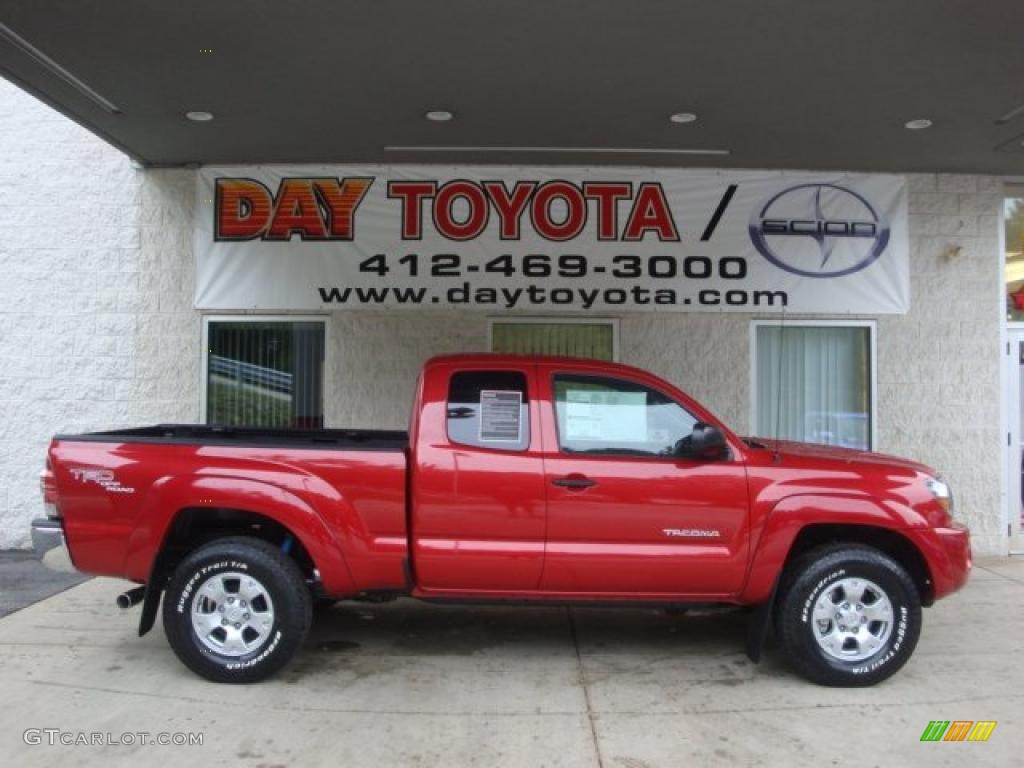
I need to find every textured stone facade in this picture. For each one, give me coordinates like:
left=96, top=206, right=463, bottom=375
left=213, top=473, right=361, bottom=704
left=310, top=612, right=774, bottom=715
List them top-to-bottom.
left=0, top=78, right=1007, bottom=554
left=0, top=80, right=199, bottom=548
left=1, top=80, right=138, bottom=548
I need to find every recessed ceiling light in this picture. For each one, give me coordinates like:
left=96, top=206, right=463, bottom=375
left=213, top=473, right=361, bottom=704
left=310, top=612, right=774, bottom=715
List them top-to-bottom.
left=425, top=110, right=454, bottom=122
left=185, top=111, right=214, bottom=122
left=669, top=112, right=698, bottom=124
left=904, top=118, right=932, bottom=130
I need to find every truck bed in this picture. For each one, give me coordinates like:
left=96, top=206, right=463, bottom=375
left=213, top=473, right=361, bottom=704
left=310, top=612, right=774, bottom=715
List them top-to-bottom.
left=50, top=424, right=410, bottom=593
left=54, top=424, right=408, bottom=451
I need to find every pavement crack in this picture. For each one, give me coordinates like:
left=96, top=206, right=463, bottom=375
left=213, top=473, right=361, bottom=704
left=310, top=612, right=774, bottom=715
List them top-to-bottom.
left=975, top=564, right=1024, bottom=585
left=568, top=607, right=605, bottom=768
left=26, top=678, right=1024, bottom=720
left=27, top=679, right=582, bottom=717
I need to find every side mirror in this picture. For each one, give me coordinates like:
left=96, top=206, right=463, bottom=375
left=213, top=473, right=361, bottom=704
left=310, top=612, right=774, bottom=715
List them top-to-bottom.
left=675, top=422, right=729, bottom=461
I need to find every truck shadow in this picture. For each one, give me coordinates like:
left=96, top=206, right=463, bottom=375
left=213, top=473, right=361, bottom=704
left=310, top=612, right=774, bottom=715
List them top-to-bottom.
left=285, top=598, right=780, bottom=684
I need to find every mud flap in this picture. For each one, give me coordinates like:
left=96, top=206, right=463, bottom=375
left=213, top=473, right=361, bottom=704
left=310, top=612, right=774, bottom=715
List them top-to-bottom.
left=138, top=552, right=171, bottom=637
left=745, top=575, right=780, bottom=663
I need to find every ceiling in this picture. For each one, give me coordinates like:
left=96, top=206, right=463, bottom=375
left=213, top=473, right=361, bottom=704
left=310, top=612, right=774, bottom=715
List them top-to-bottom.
left=3, top=0, right=1024, bottom=172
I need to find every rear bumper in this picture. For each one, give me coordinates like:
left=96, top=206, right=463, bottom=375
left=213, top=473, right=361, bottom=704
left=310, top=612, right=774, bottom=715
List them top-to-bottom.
left=30, top=518, right=76, bottom=573
left=910, top=523, right=971, bottom=601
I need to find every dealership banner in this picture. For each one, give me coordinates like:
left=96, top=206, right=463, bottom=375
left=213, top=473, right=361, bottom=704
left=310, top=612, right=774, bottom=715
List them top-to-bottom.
left=195, top=166, right=909, bottom=313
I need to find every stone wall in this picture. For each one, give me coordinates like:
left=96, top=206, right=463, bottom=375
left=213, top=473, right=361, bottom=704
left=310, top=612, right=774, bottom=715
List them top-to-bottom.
left=0, top=80, right=141, bottom=547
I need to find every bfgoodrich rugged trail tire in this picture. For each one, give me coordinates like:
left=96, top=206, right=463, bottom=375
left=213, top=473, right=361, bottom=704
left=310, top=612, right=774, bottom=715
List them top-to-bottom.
left=162, top=537, right=312, bottom=683
left=777, top=544, right=921, bottom=686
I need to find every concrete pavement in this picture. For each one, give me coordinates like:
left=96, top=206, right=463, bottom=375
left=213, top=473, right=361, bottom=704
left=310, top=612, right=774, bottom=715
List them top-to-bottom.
left=0, top=559, right=1020, bottom=767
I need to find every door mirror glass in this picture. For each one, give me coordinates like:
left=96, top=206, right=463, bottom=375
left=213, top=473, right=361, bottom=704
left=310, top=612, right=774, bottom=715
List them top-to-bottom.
left=675, top=422, right=729, bottom=461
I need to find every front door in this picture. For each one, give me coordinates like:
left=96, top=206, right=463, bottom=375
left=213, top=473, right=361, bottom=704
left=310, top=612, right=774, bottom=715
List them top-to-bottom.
left=539, top=370, right=750, bottom=595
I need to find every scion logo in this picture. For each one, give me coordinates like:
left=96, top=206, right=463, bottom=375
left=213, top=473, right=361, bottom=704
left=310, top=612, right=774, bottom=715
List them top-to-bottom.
left=749, top=183, right=890, bottom=278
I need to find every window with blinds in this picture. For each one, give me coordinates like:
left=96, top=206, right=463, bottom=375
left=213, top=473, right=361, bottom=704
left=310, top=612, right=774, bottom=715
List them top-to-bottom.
left=206, top=320, right=325, bottom=429
left=490, top=321, right=616, bottom=361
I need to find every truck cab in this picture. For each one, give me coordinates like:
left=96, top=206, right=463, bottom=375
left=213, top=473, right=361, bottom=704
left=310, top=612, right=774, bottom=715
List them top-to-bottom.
left=410, top=355, right=749, bottom=597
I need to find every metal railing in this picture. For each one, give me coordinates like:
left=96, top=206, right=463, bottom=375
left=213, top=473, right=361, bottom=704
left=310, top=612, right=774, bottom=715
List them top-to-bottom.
left=209, top=355, right=293, bottom=394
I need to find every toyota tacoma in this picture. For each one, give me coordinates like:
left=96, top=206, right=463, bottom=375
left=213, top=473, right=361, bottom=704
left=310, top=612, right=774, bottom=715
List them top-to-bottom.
left=32, top=354, right=971, bottom=685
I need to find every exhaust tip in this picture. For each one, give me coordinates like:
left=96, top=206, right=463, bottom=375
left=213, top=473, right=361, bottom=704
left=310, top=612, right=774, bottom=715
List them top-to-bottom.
left=116, top=586, right=146, bottom=609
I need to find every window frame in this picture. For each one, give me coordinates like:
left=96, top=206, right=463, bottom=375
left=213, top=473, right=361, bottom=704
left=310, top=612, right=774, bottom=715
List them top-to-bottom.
left=1002, top=178, right=1022, bottom=552
left=199, top=314, right=330, bottom=427
left=487, top=316, right=620, bottom=361
left=749, top=319, right=878, bottom=451
left=550, top=371, right=702, bottom=461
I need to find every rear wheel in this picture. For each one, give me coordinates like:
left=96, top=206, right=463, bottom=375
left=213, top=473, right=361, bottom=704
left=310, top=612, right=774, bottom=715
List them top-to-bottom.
left=162, top=536, right=312, bottom=683
left=777, top=544, right=921, bottom=686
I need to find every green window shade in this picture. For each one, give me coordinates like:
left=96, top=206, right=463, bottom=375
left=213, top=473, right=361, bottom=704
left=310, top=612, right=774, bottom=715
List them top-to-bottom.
left=491, top=322, right=614, bottom=361
left=755, top=325, right=872, bottom=450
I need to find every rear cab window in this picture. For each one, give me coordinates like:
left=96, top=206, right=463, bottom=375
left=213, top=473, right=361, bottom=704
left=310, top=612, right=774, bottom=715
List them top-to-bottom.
left=447, top=371, right=530, bottom=451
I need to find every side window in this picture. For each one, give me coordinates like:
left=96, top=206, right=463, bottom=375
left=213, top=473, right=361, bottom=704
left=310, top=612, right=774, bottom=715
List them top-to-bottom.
left=447, top=371, right=530, bottom=451
left=553, top=374, right=697, bottom=457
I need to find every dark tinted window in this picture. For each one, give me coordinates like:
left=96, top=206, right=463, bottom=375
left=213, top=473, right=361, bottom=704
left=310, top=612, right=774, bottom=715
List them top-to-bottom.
left=207, top=321, right=324, bottom=429
left=447, top=371, right=530, bottom=451
left=553, top=374, right=697, bottom=457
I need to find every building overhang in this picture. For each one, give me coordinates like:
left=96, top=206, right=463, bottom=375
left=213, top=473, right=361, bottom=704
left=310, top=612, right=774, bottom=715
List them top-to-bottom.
left=3, top=1, right=1024, bottom=173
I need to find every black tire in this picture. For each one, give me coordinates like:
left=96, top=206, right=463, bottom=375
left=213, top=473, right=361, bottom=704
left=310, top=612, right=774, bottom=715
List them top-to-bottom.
left=162, top=536, right=312, bottom=683
left=777, top=544, right=921, bottom=686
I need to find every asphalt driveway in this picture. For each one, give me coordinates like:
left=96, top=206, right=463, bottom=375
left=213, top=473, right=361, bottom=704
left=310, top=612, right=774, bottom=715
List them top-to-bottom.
left=0, top=550, right=87, bottom=618
left=0, top=558, right=1020, bottom=767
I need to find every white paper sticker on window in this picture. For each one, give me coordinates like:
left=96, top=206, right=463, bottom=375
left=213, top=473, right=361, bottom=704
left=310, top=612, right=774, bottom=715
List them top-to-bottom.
left=564, top=389, right=647, bottom=442
left=479, top=390, right=523, bottom=442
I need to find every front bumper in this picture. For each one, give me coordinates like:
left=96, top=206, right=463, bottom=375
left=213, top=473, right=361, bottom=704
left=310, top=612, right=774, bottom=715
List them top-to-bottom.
left=30, top=518, right=76, bottom=573
left=910, top=523, right=971, bottom=601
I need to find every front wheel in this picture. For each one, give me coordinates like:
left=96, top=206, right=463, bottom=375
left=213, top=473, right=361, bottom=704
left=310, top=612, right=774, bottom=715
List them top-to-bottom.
left=162, top=537, right=312, bottom=683
left=777, top=545, right=921, bottom=686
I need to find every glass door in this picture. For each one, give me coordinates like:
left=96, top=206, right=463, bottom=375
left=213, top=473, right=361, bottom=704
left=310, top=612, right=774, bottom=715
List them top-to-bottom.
left=1004, top=186, right=1024, bottom=552
left=1007, top=329, right=1024, bottom=551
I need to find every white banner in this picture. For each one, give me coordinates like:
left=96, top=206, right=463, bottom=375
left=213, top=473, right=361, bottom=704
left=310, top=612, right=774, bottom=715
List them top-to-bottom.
left=195, top=166, right=908, bottom=314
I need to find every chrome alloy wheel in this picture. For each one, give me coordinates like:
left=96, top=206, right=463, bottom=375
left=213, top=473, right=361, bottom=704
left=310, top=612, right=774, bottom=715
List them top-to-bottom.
left=190, top=571, right=275, bottom=657
left=810, top=577, right=893, bottom=662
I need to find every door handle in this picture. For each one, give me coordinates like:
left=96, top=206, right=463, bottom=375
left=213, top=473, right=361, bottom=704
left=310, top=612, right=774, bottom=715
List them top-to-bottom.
left=552, top=476, right=597, bottom=489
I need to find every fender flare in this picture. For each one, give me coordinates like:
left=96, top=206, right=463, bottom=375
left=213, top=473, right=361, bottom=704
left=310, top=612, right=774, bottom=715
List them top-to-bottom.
left=124, top=474, right=357, bottom=596
left=740, top=492, right=922, bottom=605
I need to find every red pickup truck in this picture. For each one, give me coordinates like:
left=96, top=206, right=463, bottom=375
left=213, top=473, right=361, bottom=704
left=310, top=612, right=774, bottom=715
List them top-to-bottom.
left=32, top=354, right=970, bottom=685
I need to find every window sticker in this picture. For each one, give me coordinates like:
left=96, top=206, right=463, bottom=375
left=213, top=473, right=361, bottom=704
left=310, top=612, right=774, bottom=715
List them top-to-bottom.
left=564, top=389, right=647, bottom=442
left=479, top=390, right=523, bottom=442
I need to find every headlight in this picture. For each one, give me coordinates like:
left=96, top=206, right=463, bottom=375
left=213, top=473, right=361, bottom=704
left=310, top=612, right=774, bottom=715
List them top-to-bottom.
left=925, top=476, right=955, bottom=520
